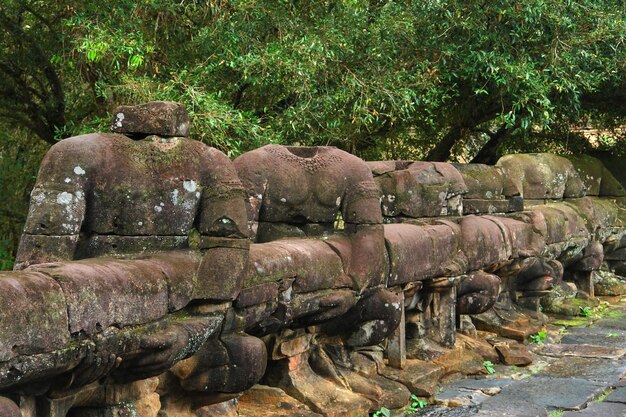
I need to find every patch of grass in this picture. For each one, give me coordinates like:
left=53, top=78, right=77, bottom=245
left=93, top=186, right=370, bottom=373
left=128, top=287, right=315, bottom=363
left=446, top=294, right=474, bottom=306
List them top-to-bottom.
left=602, top=308, right=626, bottom=319
left=552, top=318, right=589, bottom=327
left=606, top=332, right=622, bottom=338
left=528, top=362, right=548, bottom=376
left=593, top=388, right=613, bottom=403
left=548, top=410, right=564, bottom=417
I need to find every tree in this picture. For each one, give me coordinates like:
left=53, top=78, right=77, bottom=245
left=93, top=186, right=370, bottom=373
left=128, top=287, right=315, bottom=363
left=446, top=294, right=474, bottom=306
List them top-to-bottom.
left=2, top=0, right=625, bottom=159
left=0, top=1, right=67, bottom=144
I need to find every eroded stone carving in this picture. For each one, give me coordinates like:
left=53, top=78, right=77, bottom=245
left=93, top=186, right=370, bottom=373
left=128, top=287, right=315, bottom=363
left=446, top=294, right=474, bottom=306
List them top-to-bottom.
left=1, top=102, right=625, bottom=417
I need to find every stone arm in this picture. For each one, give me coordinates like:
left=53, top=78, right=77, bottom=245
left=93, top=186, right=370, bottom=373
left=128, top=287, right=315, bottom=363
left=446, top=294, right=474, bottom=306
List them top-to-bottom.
left=14, top=138, right=94, bottom=270
left=193, top=148, right=251, bottom=300
left=197, top=148, right=249, bottom=241
left=233, top=151, right=268, bottom=242
left=339, top=175, right=386, bottom=291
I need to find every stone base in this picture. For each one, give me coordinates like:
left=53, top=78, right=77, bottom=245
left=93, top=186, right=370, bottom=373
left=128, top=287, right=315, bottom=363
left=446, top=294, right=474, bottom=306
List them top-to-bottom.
left=593, top=270, right=626, bottom=296
left=472, top=298, right=545, bottom=342
left=263, top=352, right=372, bottom=417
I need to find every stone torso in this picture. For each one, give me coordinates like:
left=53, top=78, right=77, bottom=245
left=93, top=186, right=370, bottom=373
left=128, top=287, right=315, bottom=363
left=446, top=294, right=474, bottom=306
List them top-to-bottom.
left=19, top=133, right=247, bottom=262
left=234, top=145, right=382, bottom=241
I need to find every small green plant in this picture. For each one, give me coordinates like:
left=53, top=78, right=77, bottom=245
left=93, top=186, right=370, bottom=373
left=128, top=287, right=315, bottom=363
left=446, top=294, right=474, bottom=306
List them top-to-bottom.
left=579, top=306, right=592, bottom=317
left=529, top=331, right=548, bottom=344
left=606, top=332, right=621, bottom=338
left=483, top=360, right=496, bottom=374
left=405, top=394, right=427, bottom=413
left=373, top=407, right=391, bottom=417
left=548, top=410, right=564, bottom=417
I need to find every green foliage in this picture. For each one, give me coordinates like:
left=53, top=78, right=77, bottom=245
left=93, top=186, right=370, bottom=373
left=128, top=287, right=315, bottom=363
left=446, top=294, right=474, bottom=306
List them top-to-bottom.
left=2, top=0, right=625, bottom=159
left=0, top=127, right=49, bottom=270
left=579, top=306, right=592, bottom=317
left=529, top=331, right=548, bottom=344
left=483, top=360, right=496, bottom=375
left=405, top=394, right=427, bottom=413
left=373, top=406, right=391, bottom=417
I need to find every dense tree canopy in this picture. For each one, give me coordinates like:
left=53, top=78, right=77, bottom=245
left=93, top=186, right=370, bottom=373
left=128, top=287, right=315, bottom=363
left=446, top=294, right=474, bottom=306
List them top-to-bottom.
left=1, top=0, right=625, bottom=267
left=2, top=0, right=625, bottom=156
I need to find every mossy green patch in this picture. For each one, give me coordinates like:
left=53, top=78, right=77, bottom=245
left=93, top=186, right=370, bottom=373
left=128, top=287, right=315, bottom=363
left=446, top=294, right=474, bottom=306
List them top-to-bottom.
left=602, top=308, right=626, bottom=319
left=552, top=318, right=590, bottom=327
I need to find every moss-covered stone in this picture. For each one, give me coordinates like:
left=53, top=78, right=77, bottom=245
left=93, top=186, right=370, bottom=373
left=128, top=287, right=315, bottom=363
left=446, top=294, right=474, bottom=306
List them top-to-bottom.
left=111, top=101, right=190, bottom=137
left=497, top=153, right=585, bottom=199
left=372, top=161, right=466, bottom=218
left=454, top=163, right=506, bottom=199
left=460, top=216, right=509, bottom=271
left=384, top=222, right=463, bottom=285
left=242, top=239, right=349, bottom=291
left=31, top=258, right=170, bottom=334
left=593, top=270, right=626, bottom=296
left=0, top=271, right=70, bottom=361
left=551, top=317, right=590, bottom=327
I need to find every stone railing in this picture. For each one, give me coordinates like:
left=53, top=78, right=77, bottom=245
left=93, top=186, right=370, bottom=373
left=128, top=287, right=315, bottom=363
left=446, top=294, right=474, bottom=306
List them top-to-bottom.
left=0, top=102, right=625, bottom=417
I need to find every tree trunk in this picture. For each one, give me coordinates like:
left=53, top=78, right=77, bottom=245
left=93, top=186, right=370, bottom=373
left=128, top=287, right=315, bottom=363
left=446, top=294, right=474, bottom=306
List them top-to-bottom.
left=471, top=124, right=508, bottom=165
left=425, top=125, right=464, bottom=162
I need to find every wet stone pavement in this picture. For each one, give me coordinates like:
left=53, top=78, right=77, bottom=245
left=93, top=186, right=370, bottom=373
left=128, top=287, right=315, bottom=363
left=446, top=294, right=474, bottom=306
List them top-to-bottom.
left=411, top=298, right=626, bottom=417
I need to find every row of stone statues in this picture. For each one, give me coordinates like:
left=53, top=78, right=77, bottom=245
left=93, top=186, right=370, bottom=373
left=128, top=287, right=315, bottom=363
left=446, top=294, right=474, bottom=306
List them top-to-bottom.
left=0, top=101, right=624, bottom=416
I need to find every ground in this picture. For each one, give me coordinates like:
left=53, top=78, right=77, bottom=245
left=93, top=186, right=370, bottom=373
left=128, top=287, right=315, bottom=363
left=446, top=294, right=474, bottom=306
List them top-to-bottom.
left=411, top=297, right=626, bottom=417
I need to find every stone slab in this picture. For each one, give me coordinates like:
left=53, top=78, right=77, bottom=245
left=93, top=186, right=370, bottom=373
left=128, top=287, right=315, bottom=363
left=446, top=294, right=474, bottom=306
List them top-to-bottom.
left=111, top=101, right=190, bottom=137
left=462, top=198, right=512, bottom=215
left=243, top=240, right=350, bottom=292
left=32, top=259, right=169, bottom=334
left=0, top=271, right=69, bottom=361
left=594, top=316, right=626, bottom=331
left=560, top=327, right=626, bottom=349
left=495, top=340, right=533, bottom=366
left=535, top=344, right=626, bottom=360
left=538, top=357, right=626, bottom=385
left=380, top=359, right=445, bottom=397
left=338, top=368, right=411, bottom=411
left=443, top=377, right=515, bottom=392
left=480, top=377, right=605, bottom=414
left=238, top=385, right=322, bottom=417
left=606, top=387, right=626, bottom=404
left=434, top=388, right=491, bottom=407
left=562, top=401, right=626, bottom=417
left=411, top=406, right=482, bottom=417
left=474, top=411, right=547, bottom=417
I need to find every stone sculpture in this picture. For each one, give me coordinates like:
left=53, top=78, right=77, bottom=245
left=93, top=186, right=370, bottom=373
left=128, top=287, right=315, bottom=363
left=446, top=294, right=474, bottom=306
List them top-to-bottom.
left=0, top=101, right=625, bottom=417
left=10, top=102, right=264, bottom=416
left=234, top=145, right=396, bottom=339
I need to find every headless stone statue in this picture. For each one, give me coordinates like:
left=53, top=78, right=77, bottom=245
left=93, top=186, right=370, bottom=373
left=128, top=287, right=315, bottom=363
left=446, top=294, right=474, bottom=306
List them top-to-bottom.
left=10, top=102, right=265, bottom=415
left=15, top=102, right=247, bottom=271
left=234, top=144, right=385, bottom=287
left=235, top=145, right=400, bottom=346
